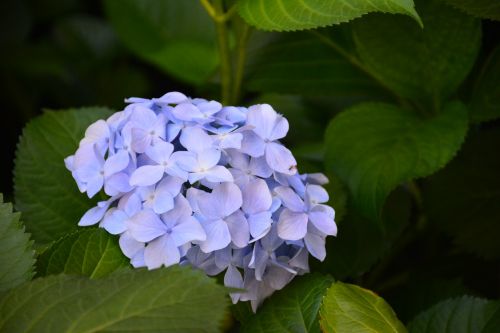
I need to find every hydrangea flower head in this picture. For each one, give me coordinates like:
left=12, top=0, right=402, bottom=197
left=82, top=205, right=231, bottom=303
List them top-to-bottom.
left=65, top=92, right=337, bottom=311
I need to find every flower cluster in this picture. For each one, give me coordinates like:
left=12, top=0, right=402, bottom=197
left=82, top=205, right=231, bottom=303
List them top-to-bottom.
left=65, top=92, right=337, bottom=310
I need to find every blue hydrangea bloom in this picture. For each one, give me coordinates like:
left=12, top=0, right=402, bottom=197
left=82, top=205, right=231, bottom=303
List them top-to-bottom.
left=65, top=92, right=337, bottom=311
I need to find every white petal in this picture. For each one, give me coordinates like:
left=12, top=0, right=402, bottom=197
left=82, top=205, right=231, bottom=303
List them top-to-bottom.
left=277, top=209, right=308, bottom=241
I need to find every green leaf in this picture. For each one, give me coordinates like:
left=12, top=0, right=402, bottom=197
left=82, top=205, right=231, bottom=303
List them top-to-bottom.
left=104, top=0, right=218, bottom=84
left=237, top=0, right=421, bottom=32
left=352, top=0, right=481, bottom=103
left=443, top=0, right=500, bottom=20
left=246, top=31, right=387, bottom=98
left=469, top=45, right=500, bottom=123
left=324, top=101, right=468, bottom=219
left=14, top=107, right=113, bottom=244
left=422, top=126, right=500, bottom=259
left=317, top=187, right=412, bottom=280
left=0, top=194, right=35, bottom=292
left=36, top=228, right=129, bottom=279
left=0, top=266, right=229, bottom=332
left=240, top=274, right=333, bottom=333
left=384, top=277, right=468, bottom=323
left=319, top=282, right=406, bottom=333
left=408, top=296, right=500, bottom=333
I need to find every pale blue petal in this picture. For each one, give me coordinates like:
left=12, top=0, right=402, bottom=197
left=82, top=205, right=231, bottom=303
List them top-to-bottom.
left=156, top=91, right=188, bottom=104
left=172, top=103, right=204, bottom=121
left=246, top=104, right=276, bottom=140
left=269, top=115, right=289, bottom=141
left=180, top=126, right=213, bottom=152
left=240, top=131, right=265, bottom=157
left=145, top=141, right=174, bottom=164
left=265, top=142, right=297, bottom=175
left=104, top=150, right=129, bottom=176
left=249, top=156, right=273, bottom=178
left=129, top=165, right=164, bottom=186
left=203, top=165, right=233, bottom=183
left=104, top=172, right=132, bottom=196
left=242, top=178, right=272, bottom=214
left=305, top=184, right=329, bottom=205
left=274, top=186, right=305, bottom=212
left=78, top=203, right=108, bottom=226
left=100, top=208, right=128, bottom=234
left=127, top=209, right=166, bottom=242
left=277, top=209, right=308, bottom=240
left=308, top=209, right=337, bottom=236
left=225, top=210, right=249, bottom=248
left=248, top=211, right=272, bottom=240
left=171, top=215, right=206, bottom=246
left=199, top=219, right=231, bottom=253
left=119, top=231, right=144, bottom=258
left=304, top=231, right=326, bottom=261
left=144, top=235, right=180, bottom=269
left=225, top=265, right=244, bottom=304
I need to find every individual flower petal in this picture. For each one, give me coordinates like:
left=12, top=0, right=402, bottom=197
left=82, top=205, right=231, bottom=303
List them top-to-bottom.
left=246, top=104, right=277, bottom=140
left=240, top=131, right=265, bottom=157
left=265, top=142, right=297, bottom=175
left=104, top=150, right=129, bottom=176
left=129, top=165, right=164, bottom=186
left=242, top=178, right=272, bottom=215
left=305, top=184, right=329, bottom=205
left=274, top=186, right=305, bottom=213
left=100, top=208, right=128, bottom=234
left=308, top=208, right=337, bottom=236
left=127, top=209, right=166, bottom=242
left=277, top=209, right=308, bottom=240
left=225, top=210, right=250, bottom=248
left=248, top=211, right=272, bottom=240
left=170, top=215, right=207, bottom=246
left=199, top=219, right=231, bottom=253
left=119, top=231, right=144, bottom=258
left=144, top=235, right=181, bottom=269
left=225, top=265, right=244, bottom=304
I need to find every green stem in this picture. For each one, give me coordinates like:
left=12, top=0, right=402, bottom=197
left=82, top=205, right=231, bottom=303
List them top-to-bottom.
left=213, top=0, right=232, bottom=104
left=232, top=23, right=251, bottom=105
left=311, top=30, right=412, bottom=110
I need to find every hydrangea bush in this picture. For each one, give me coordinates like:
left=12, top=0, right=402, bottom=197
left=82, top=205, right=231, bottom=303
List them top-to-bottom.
left=65, top=92, right=337, bottom=310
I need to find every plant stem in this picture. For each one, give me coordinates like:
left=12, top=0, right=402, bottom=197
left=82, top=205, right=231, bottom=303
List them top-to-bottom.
left=213, top=0, right=232, bottom=104
left=232, top=23, right=251, bottom=105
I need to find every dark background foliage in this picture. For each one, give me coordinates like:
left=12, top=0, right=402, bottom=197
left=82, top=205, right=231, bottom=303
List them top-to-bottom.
left=1, top=0, right=499, bottom=331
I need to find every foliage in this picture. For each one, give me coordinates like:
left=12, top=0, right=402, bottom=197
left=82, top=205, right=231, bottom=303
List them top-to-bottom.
left=1, top=0, right=499, bottom=331
left=0, top=194, right=35, bottom=292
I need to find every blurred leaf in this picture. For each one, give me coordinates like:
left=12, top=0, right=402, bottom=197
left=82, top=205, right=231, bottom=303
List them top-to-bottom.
left=104, top=0, right=218, bottom=84
left=237, top=0, right=421, bottom=31
left=353, top=0, right=481, bottom=104
left=443, top=0, right=500, bottom=20
left=53, top=15, right=118, bottom=61
left=246, top=32, right=387, bottom=98
left=469, top=45, right=500, bottom=123
left=325, top=101, right=468, bottom=219
left=14, top=107, right=113, bottom=244
left=422, top=126, right=500, bottom=259
left=318, top=187, right=412, bottom=280
left=0, top=194, right=35, bottom=292
left=36, top=228, right=129, bottom=279
left=0, top=266, right=228, bottom=332
left=240, top=274, right=333, bottom=333
left=384, top=277, right=468, bottom=323
left=319, top=282, right=406, bottom=333
left=408, top=296, right=500, bottom=333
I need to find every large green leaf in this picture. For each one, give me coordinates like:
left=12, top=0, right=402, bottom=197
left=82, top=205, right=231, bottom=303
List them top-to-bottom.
left=104, top=0, right=218, bottom=84
left=237, top=0, right=421, bottom=31
left=353, top=0, right=481, bottom=104
left=443, top=0, right=500, bottom=20
left=246, top=31, right=387, bottom=98
left=469, top=45, right=500, bottom=123
left=324, top=101, right=468, bottom=219
left=14, top=107, right=113, bottom=244
left=422, top=127, right=500, bottom=259
left=0, top=194, right=35, bottom=292
left=36, top=228, right=129, bottom=279
left=0, top=266, right=228, bottom=332
left=240, top=274, right=333, bottom=333
left=319, top=282, right=406, bottom=333
left=408, top=296, right=500, bottom=333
